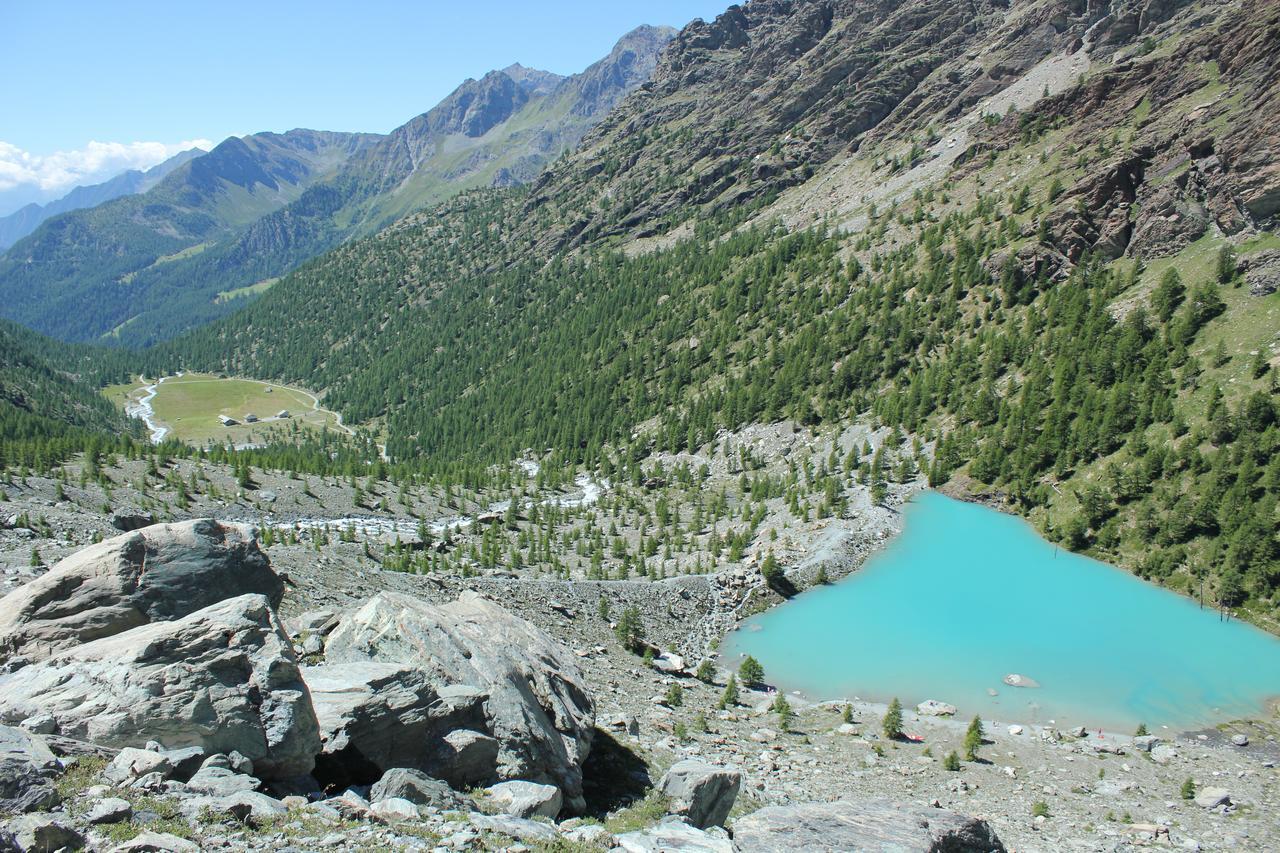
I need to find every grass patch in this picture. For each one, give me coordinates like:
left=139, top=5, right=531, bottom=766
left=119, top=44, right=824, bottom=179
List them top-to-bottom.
left=104, top=372, right=346, bottom=447
left=603, top=790, right=671, bottom=835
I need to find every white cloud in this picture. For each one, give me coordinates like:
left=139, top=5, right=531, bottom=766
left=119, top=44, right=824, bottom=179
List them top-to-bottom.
left=0, top=138, right=215, bottom=195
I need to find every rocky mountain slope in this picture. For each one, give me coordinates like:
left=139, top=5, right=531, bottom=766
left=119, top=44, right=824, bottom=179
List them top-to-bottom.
left=143, top=0, right=1280, bottom=620
left=0, top=27, right=674, bottom=349
left=0, top=130, right=382, bottom=343
left=0, top=148, right=203, bottom=251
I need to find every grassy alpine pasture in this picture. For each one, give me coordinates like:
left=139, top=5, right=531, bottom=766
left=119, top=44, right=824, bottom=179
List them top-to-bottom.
left=105, top=372, right=347, bottom=447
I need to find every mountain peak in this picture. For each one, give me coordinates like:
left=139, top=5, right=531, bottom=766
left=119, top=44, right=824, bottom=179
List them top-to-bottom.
left=500, top=63, right=564, bottom=96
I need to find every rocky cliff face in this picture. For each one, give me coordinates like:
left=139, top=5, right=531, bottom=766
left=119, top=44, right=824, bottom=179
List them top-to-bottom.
left=521, top=0, right=1216, bottom=252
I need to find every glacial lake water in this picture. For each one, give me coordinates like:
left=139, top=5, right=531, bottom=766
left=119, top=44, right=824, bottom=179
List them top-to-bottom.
left=725, top=491, right=1280, bottom=731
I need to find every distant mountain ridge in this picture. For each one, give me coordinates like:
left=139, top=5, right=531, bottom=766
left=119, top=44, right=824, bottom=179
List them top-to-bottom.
left=0, top=25, right=675, bottom=347
left=0, top=148, right=204, bottom=251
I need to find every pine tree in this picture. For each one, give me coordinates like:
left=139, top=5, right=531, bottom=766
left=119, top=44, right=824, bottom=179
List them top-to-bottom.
left=738, top=655, right=765, bottom=686
left=719, top=674, right=740, bottom=709
left=883, top=697, right=904, bottom=739
left=964, top=715, right=985, bottom=761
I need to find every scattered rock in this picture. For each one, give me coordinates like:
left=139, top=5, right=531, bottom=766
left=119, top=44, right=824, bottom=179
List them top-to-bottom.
left=110, top=512, right=155, bottom=532
left=0, top=519, right=281, bottom=662
left=0, top=595, right=320, bottom=780
left=652, top=652, right=686, bottom=674
left=1003, top=674, right=1039, bottom=688
left=916, top=700, right=957, bottom=717
left=1007, top=725, right=1024, bottom=736
left=1230, top=733, right=1249, bottom=747
left=1132, top=735, right=1162, bottom=752
left=103, top=748, right=173, bottom=785
left=657, top=760, right=741, bottom=829
left=185, top=764, right=259, bottom=797
left=485, top=780, right=562, bottom=819
left=1194, top=786, right=1231, bottom=809
left=86, top=797, right=133, bottom=825
left=369, top=797, right=420, bottom=823
left=731, top=799, right=1005, bottom=852
left=6, top=814, right=85, bottom=852
left=470, top=814, right=559, bottom=843
left=616, top=817, right=734, bottom=853
left=107, top=832, right=200, bottom=853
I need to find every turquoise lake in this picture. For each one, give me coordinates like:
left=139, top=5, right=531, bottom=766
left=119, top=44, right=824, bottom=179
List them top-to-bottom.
left=725, top=491, right=1280, bottom=730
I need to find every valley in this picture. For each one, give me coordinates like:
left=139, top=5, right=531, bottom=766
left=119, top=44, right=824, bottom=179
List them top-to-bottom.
left=1, top=0, right=1278, bottom=850
left=105, top=373, right=348, bottom=448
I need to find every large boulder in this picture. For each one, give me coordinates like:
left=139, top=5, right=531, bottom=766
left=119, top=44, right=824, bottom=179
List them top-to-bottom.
left=0, top=519, right=280, bottom=662
left=322, top=591, right=595, bottom=810
left=0, top=594, right=318, bottom=780
left=302, top=662, right=490, bottom=788
left=0, top=725, right=61, bottom=813
left=657, top=760, right=740, bottom=829
left=369, top=768, right=469, bottom=811
left=731, top=799, right=1005, bottom=852
left=616, top=817, right=734, bottom=852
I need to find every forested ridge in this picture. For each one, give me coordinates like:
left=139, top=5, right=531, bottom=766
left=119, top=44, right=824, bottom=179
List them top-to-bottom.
left=2, top=0, right=1278, bottom=625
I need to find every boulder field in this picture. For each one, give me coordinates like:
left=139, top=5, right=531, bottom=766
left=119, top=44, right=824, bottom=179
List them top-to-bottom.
left=0, top=520, right=1004, bottom=851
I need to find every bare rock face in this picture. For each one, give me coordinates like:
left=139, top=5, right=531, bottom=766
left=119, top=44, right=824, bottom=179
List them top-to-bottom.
left=0, top=519, right=280, bottom=662
left=322, top=590, right=595, bottom=811
left=0, top=594, right=318, bottom=780
left=302, top=661, right=491, bottom=789
left=0, top=724, right=61, bottom=813
left=731, top=799, right=1005, bottom=852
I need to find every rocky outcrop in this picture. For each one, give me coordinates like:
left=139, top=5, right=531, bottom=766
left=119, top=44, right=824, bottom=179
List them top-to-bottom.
left=0, top=519, right=280, bottom=662
left=322, top=590, right=595, bottom=811
left=0, top=594, right=318, bottom=780
left=656, top=760, right=741, bottom=829
left=731, top=799, right=1005, bottom=852
left=616, top=817, right=734, bottom=852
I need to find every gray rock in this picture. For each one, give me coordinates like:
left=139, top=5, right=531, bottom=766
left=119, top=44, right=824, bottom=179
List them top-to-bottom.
left=109, top=512, right=156, bottom=532
left=0, top=519, right=281, bottom=663
left=323, top=591, right=594, bottom=810
left=0, top=595, right=319, bottom=780
left=292, top=609, right=339, bottom=636
left=303, top=662, right=489, bottom=787
left=916, top=699, right=957, bottom=716
left=16, top=716, right=55, bottom=736
left=0, top=725, right=60, bottom=813
left=1230, top=733, right=1249, bottom=747
left=1133, top=735, right=1162, bottom=752
left=1152, top=743, right=1179, bottom=764
left=161, top=746, right=206, bottom=781
left=103, top=748, right=173, bottom=785
left=225, top=750, right=254, bottom=776
left=657, top=760, right=741, bottom=829
left=185, top=765, right=260, bottom=797
left=369, top=768, right=469, bottom=811
left=485, top=780, right=562, bottom=819
left=1194, top=786, right=1231, bottom=809
left=180, top=790, right=287, bottom=822
left=86, top=797, right=133, bottom=824
left=369, top=797, right=420, bottom=822
left=732, top=799, right=1006, bottom=852
left=6, top=814, right=84, bottom=851
left=470, top=814, right=558, bottom=843
left=616, top=817, right=734, bottom=852
left=564, top=824, right=615, bottom=845
left=107, top=831, right=200, bottom=853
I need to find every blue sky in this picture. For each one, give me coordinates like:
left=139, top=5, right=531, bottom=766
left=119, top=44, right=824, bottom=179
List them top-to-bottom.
left=0, top=0, right=726, bottom=212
